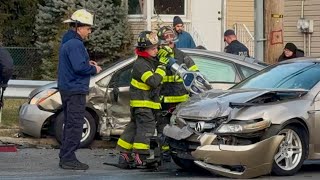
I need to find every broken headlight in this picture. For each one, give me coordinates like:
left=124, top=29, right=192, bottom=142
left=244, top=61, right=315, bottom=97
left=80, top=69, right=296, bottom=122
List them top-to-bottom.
left=30, top=89, right=58, bottom=105
left=215, top=119, right=271, bottom=134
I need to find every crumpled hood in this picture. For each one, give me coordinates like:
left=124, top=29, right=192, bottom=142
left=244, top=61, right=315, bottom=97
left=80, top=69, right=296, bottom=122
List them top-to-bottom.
left=175, top=88, right=307, bottom=120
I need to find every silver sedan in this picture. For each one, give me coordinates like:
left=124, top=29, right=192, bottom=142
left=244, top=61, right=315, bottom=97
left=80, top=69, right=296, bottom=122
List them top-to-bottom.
left=19, top=49, right=265, bottom=147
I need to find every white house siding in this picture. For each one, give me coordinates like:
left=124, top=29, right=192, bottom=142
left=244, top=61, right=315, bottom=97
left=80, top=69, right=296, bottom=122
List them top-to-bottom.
left=284, top=0, right=320, bottom=57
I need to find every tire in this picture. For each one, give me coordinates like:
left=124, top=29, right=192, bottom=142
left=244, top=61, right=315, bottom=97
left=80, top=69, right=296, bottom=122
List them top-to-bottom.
left=54, top=110, right=97, bottom=148
left=271, top=125, right=307, bottom=176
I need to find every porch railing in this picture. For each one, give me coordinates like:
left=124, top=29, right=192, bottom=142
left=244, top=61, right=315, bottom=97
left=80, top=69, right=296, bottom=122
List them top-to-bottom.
left=184, top=23, right=206, bottom=48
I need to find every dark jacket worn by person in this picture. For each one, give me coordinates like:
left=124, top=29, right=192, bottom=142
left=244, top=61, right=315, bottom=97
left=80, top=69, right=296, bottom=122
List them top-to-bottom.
left=58, top=30, right=96, bottom=94
left=224, top=40, right=249, bottom=57
left=278, top=43, right=304, bottom=62
left=0, top=47, right=14, bottom=86
left=160, top=48, right=198, bottom=104
left=117, top=49, right=166, bottom=155
left=278, top=49, right=304, bottom=62
left=130, top=50, right=166, bottom=109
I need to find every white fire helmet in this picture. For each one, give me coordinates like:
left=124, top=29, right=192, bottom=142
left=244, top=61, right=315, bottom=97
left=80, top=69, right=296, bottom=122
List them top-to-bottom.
left=63, top=9, right=94, bottom=26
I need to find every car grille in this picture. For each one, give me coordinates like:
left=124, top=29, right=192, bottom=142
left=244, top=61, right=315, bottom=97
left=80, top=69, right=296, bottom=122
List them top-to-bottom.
left=184, top=116, right=227, bottom=133
left=187, top=122, right=215, bottom=130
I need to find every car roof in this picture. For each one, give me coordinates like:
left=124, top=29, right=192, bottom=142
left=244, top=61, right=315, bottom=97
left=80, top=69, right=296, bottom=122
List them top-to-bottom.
left=96, top=48, right=266, bottom=80
left=180, top=48, right=266, bottom=70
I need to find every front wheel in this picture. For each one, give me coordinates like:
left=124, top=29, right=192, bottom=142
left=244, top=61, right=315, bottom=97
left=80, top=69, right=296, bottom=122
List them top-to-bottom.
left=54, top=111, right=97, bottom=148
left=272, top=125, right=307, bottom=176
left=171, top=153, right=198, bottom=170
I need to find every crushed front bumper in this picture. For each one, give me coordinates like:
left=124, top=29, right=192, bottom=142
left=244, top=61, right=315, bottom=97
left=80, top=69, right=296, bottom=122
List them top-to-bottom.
left=19, top=103, right=54, bottom=137
left=163, top=124, right=194, bottom=140
left=192, top=134, right=284, bottom=179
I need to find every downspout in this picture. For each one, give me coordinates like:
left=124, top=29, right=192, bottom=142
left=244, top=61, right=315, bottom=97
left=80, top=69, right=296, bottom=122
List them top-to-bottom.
left=301, top=0, right=306, bottom=54
left=308, top=33, right=311, bottom=56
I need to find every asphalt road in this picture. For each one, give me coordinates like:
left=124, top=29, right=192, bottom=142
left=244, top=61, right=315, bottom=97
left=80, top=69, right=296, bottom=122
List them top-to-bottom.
left=1, top=148, right=320, bottom=180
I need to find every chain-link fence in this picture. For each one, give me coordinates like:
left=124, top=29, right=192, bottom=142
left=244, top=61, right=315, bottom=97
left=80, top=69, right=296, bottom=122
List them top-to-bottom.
left=4, top=47, right=42, bottom=80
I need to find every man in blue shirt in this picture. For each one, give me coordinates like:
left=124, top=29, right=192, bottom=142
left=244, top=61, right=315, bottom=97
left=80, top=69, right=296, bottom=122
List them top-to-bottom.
left=58, top=9, right=102, bottom=170
left=173, top=16, right=196, bottom=49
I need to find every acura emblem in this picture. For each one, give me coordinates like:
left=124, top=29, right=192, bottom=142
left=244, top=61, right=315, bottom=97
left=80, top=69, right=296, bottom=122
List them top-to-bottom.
left=195, top=121, right=205, bottom=132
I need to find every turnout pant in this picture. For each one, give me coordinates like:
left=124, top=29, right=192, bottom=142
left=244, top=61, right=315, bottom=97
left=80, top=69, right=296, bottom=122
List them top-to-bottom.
left=59, top=92, right=86, bottom=162
left=156, top=103, right=178, bottom=152
left=156, top=103, right=178, bottom=134
left=117, top=107, right=156, bottom=155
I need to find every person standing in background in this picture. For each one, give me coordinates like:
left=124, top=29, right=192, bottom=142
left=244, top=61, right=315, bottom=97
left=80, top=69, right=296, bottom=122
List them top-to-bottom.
left=173, top=16, right=196, bottom=49
left=224, top=29, right=249, bottom=57
left=278, top=42, right=304, bottom=62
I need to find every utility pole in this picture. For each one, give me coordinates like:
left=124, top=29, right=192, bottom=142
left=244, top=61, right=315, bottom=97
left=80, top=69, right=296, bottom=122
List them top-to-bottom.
left=264, top=0, right=285, bottom=64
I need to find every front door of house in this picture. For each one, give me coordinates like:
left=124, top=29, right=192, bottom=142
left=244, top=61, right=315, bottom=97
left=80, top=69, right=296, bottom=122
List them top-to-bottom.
left=190, top=0, right=222, bottom=51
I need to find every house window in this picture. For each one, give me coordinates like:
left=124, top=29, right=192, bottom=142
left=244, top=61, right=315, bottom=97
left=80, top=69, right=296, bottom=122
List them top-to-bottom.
left=128, top=0, right=143, bottom=15
left=154, top=0, right=185, bottom=15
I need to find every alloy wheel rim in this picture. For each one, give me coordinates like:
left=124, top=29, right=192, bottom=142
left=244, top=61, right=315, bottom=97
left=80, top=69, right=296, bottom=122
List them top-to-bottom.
left=81, top=118, right=90, bottom=142
left=274, top=129, right=303, bottom=171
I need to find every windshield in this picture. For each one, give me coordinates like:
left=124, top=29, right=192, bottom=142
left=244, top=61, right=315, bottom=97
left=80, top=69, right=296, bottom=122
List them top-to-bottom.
left=233, top=62, right=320, bottom=90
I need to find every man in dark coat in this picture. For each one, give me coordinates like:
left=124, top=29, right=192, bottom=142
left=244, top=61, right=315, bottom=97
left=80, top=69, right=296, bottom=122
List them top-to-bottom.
left=58, top=9, right=102, bottom=170
left=224, top=29, right=250, bottom=57
left=0, top=44, right=14, bottom=108
left=0, top=45, right=13, bottom=88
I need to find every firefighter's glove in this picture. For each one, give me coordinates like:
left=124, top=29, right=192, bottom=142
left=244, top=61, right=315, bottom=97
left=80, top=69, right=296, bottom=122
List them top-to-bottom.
left=158, top=46, right=174, bottom=58
left=159, top=57, right=176, bottom=69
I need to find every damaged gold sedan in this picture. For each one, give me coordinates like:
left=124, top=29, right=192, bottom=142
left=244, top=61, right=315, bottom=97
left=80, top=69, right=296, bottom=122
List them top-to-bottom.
left=164, top=58, right=320, bottom=178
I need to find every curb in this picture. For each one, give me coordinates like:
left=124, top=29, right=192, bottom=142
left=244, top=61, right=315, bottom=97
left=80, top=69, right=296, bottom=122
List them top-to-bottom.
left=0, top=128, right=19, bottom=137
left=0, top=128, right=117, bottom=149
left=0, top=136, right=116, bottom=149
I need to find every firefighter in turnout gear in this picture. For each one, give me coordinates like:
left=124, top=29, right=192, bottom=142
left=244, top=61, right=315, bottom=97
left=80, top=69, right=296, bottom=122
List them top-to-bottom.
left=156, top=26, right=199, bottom=158
left=116, top=31, right=176, bottom=169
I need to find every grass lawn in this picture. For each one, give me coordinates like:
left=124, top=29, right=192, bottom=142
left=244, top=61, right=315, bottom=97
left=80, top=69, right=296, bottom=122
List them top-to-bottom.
left=0, top=98, right=27, bottom=128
